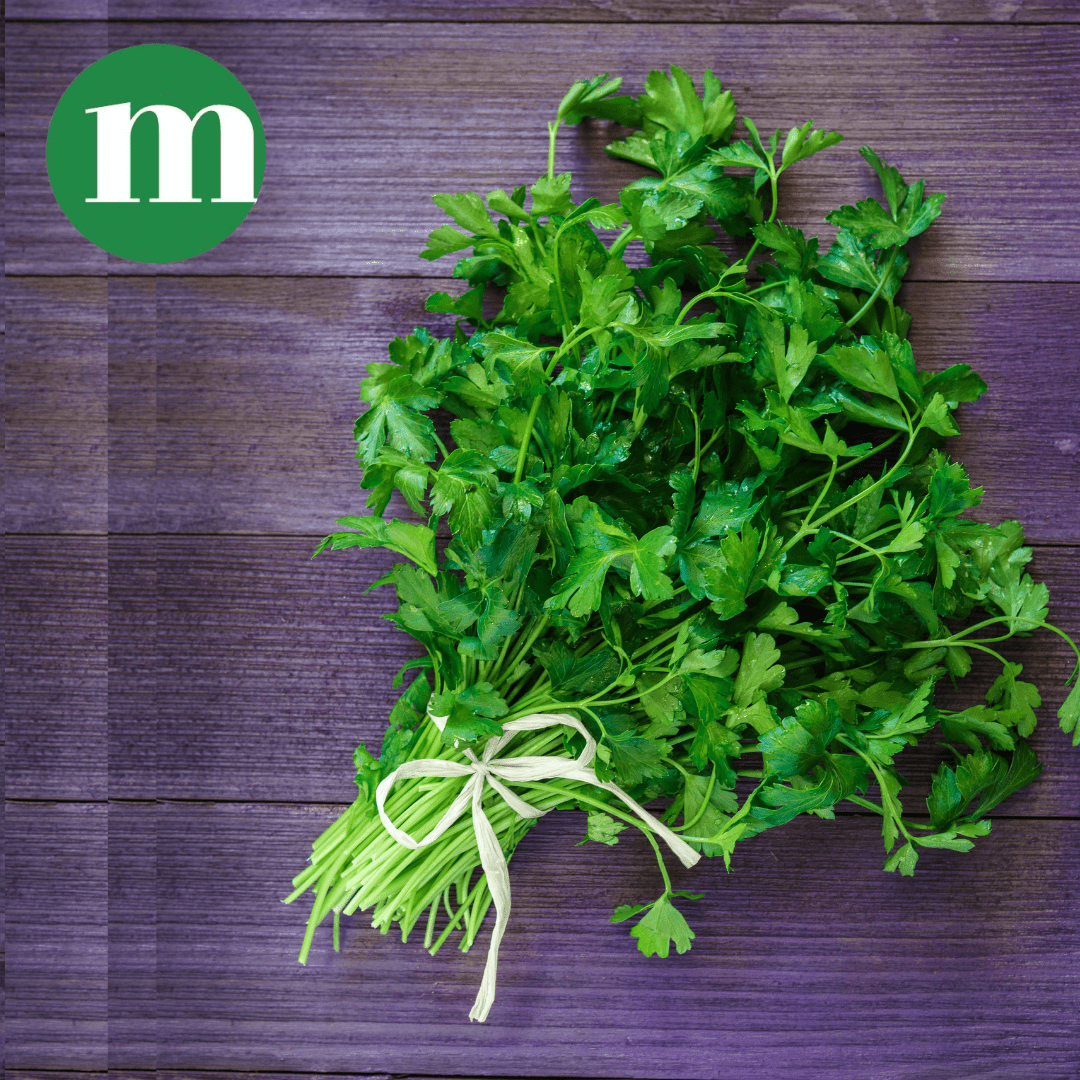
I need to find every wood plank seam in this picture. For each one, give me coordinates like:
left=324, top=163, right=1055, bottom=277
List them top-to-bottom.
left=5, top=16, right=1080, bottom=24
left=8, top=798, right=1079, bottom=821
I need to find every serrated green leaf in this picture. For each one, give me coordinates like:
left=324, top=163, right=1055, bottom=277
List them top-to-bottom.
left=780, top=120, right=843, bottom=170
left=531, top=172, right=575, bottom=217
left=432, top=192, right=500, bottom=239
left=421, top=223, right=476, bottom=261
left=822, top=337, right=900, bottom=402
left=922, top=392, right=961, bottom=437
left=546, top=508, right=677, bottom=617
left=315, top=516, right=438, bottom=576
left=704, top=525, right=760, bottom=618
left=733, top=631, right=784, bottom=708
left=986, top=662, right=1041, bottom=738
left=1059, top=670, right=1080, bottom=745
left=577, top=810, right=628, bottom=846
left=884, top=842, right=918, bottom=875
left=629, top=893, right=696, bottom=958
left=611, top=903, right=648, bottom=924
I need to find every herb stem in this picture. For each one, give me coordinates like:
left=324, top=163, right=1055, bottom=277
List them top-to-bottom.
left=547, top=119, right=560, bottom=182
left=610, top=224, right=636, bottom=258
left=845, top=246, right=899, bottom=329
left=513, top=396, right=544, bottom=484
left=786, top=413, right=926, bottom=547
left=781, top=432, right=902, bottom=503
left=796, top=455, right=838, bottom=536
left=493, top=615, right=551, bottom=688
left=674, top=765, right=717, bottom=832
left=643, top=829, right=674, bottom=894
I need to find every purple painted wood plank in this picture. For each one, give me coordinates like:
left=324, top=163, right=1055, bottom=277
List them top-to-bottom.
left=10, top=0, right=1080, bottom=22
left=7, top=23, right=1080, bottom=279
left=4, top=277, right=108, bottom=534
left=7, top=277, right=1080, bottom=541
left=149, top=277, right=1080, bottom=542
left=108, top=279, right=157, bottom=533
left=7, top=534, right=1076, bottom=808
left=148, top=537, right=1080, bottom=809
left=3, top=538, right=158, bottom=801
left=109, top=538, right=156, bottom=800
left=152, top=538, right=410, bottom=804
left=4, top=539, right=108, bottom=801
left=107, top=801, right=157, bottom=1070
left=3, top=802, right=156, bottom=1071
left=4, top=803, right=107, bottom=1070
left=147, top=803, right=1080, bottom=1078
left=3, top=1075, right=414, bottom=1080
left=6, top=1075, right=575, bottom=1080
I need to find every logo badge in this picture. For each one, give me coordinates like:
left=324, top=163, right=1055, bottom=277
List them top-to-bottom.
left=47, top=44, right=266, bottom=263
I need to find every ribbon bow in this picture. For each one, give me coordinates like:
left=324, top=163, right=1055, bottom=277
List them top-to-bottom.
left=375, top=710, right=701, bottom=1022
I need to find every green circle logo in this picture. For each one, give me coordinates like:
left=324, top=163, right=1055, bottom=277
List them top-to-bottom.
left=47, top=44, right=265, bottom=263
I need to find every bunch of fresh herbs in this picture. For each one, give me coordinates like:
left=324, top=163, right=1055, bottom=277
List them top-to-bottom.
left=288, top=68, right=1079, bottom=972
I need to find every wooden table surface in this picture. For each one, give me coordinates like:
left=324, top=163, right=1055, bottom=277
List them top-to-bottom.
left=6, top=5, right=1080, bottom=1079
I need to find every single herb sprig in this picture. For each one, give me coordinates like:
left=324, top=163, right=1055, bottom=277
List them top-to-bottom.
left=289, top=67, right=1079, bottom=976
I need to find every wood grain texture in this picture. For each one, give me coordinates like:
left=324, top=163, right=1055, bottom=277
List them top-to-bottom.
left=11, top=0, right=1080, bottom=22
left=7, top=23, right=1080, bottom=279
left=8, top=276, right=1078, bottom=540
left=147, top=276, right=1080, bottom=542
left=4, top=277, right=108, bottom=533
left=108, top=278, right=158, bottom=533
left=7, top=534, right=1078, bottom=809
left=3, top=537, right=156, bottom=801
left=150, top=537, right=1080, bottom=809
left=4, top=538, right=108, bottom=801
left=109, top=538, right=156, bottom=800
left=108, top=800, right=157, bottom=1070
left=15, top=801, right=1078, bottom=1075
left=3, top=802, right=156, bottom=1071
left=4, top=802, right=108, bottom=1070
left=156, top=803, right=1080, bottom=1077
left=4, top=1073, right=655, bottom=1080
left=5, top=1075, right=553, bottom=1080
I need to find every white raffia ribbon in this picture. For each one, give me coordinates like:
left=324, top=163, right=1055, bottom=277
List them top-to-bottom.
left=374, top=710, right=701, bottom=1022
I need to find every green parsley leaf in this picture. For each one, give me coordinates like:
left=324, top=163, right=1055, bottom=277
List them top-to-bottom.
left=314, top=516, right=437, bottom=576
left=577, top=810, right=629, bottom=847
left=627, top=892, right=699, bottom=958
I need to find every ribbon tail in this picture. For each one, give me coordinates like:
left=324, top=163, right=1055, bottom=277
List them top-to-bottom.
left=595, top=776, right=702, bottom=870
left=467, top=785, right=513, bottom=1023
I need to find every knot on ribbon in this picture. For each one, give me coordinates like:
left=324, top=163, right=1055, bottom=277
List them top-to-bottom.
left=374, top=710, right=700, bottom=1022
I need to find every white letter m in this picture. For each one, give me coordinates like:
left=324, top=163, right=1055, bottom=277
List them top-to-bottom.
left=85, top=102, right=256, bottom=204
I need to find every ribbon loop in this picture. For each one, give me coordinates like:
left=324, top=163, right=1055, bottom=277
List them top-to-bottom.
left=374, top=710, right=701, bottom=1022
